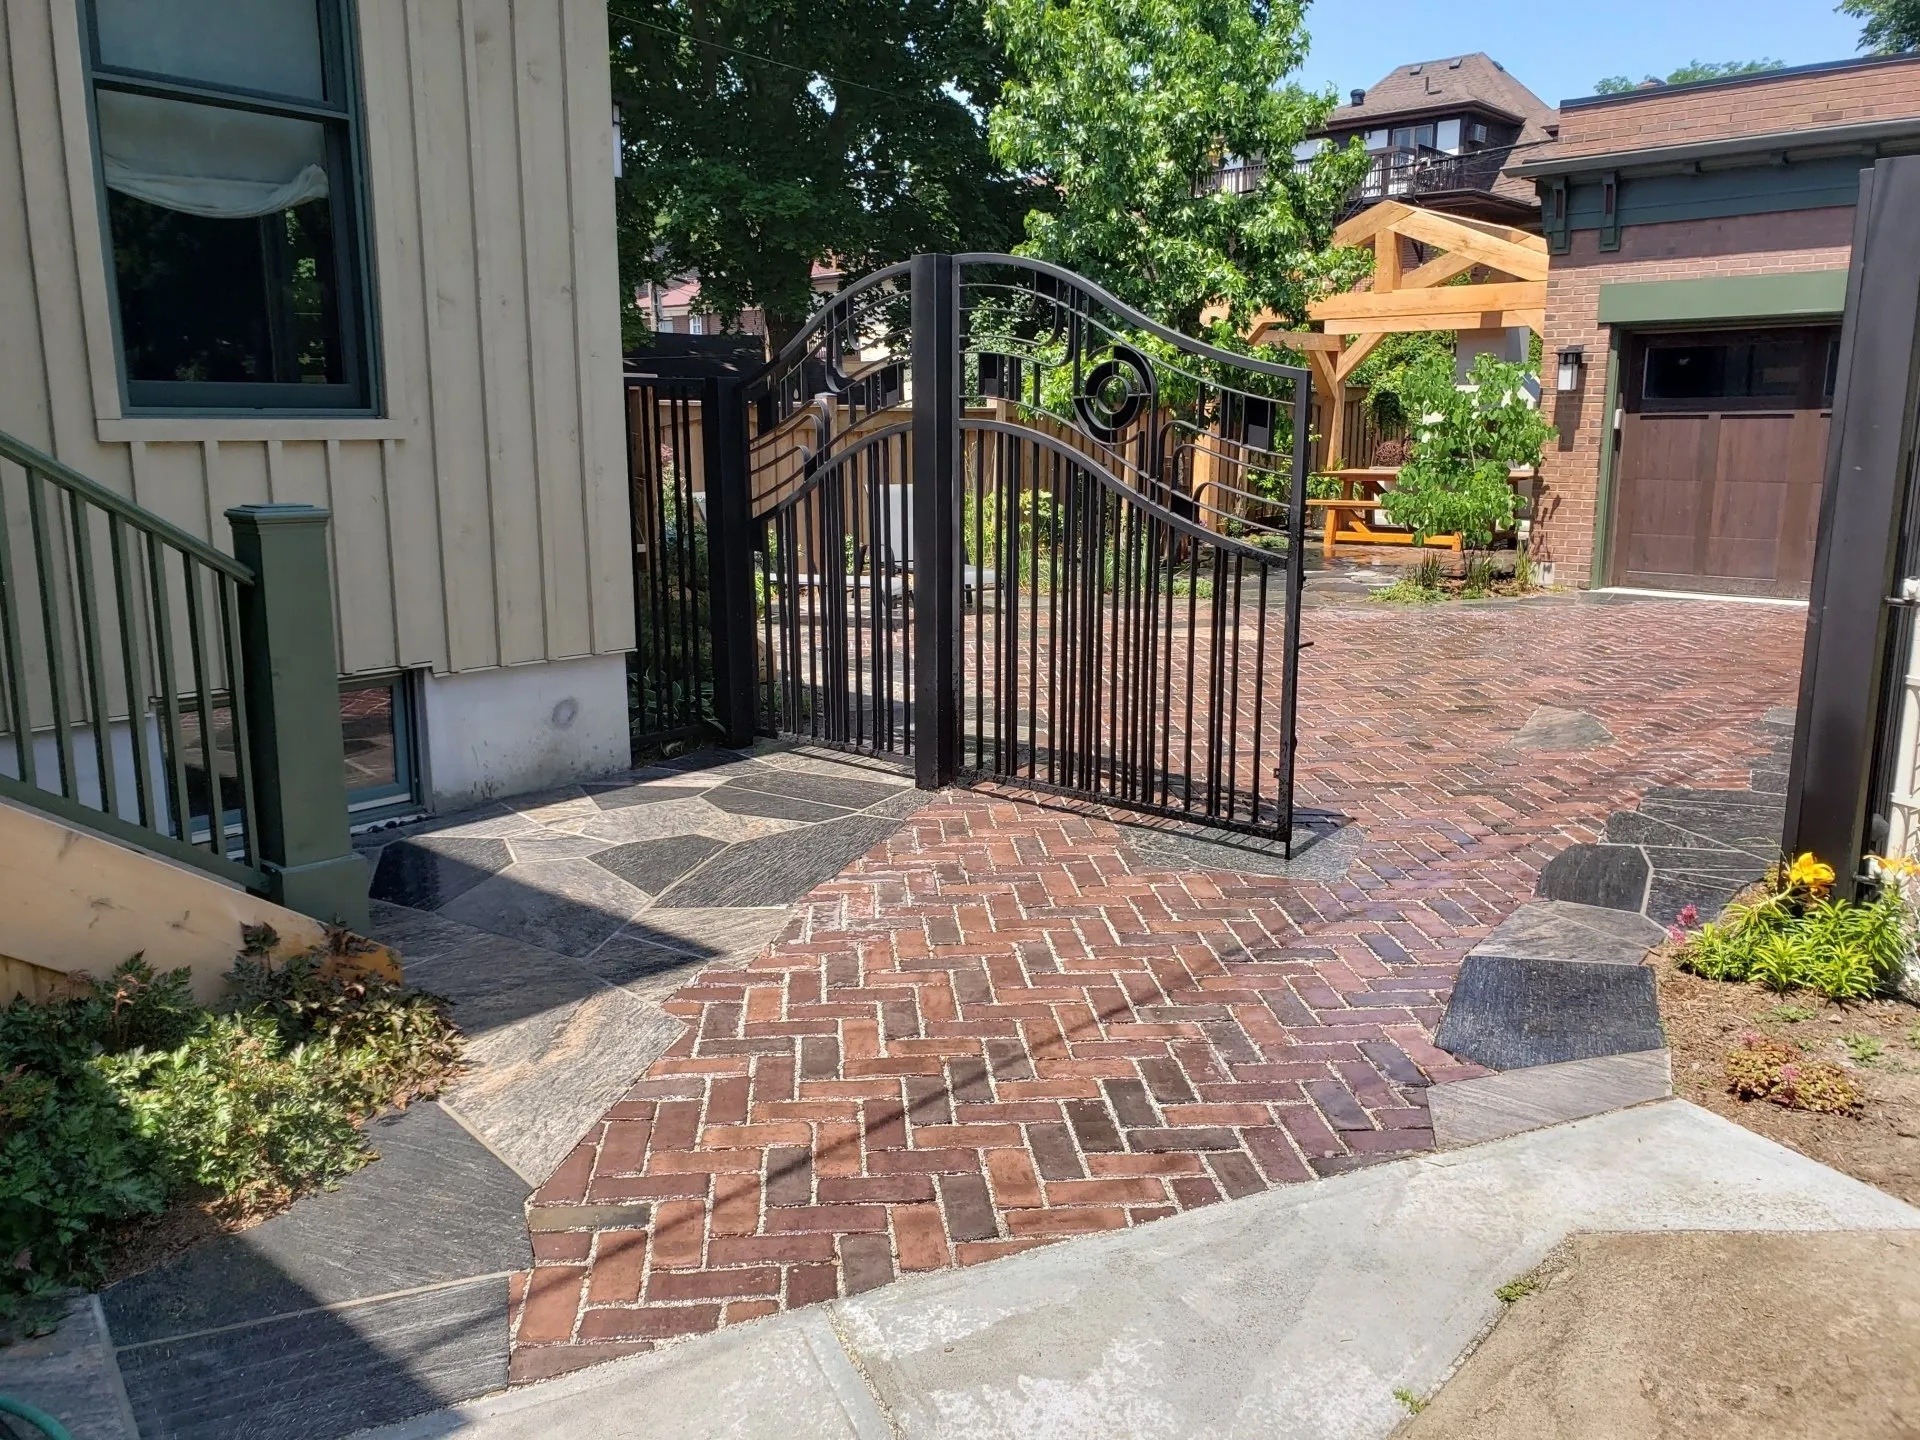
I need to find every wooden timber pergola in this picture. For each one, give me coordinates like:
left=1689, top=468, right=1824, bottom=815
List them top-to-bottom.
left=1238, top=202, right=1549, bottom=472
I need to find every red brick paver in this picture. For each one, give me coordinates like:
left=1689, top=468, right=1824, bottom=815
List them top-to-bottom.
left=510, top=597, right=1803, bottom=1379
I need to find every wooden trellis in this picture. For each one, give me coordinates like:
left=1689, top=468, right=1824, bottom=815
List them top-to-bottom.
left=1237, top=202, right=1549, bottom=470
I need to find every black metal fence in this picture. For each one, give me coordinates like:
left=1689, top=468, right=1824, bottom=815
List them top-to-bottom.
left=711, top=254, right=1311, bottom=845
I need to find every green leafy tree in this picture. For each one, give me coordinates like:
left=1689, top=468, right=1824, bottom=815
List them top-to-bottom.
left=611, top=0, right=1026, bottom=350
left=985, top=0, right=1370, bottom=338
left=1838, top=0, right=1920, bottom=52
left=1594, top=58, right=1784, bottom=93
left=1347, top=330, right=1455, bottom=433
left=1379, top=352, right=1552, bottom=552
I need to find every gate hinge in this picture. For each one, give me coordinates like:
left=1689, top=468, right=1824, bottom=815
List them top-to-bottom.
left=1886, top=577, right=1920, bottom=608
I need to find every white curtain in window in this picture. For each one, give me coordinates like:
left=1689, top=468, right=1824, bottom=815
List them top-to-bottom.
left=96, top=90, right=328, bottom=220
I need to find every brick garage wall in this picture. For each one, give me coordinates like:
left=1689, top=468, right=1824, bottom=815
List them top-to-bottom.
left=1555, top=57, right=1920, bottom=159
left=1535, top=208, right=1857, bottom=585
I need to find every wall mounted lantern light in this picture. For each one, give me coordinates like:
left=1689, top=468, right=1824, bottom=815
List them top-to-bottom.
left=1556, top=345, right=1586, bottom=393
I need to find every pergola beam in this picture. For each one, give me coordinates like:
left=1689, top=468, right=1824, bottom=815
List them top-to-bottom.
left=1311, top=280, right=1545, bottom=322
left=1331, top=310, right=1546, bottom=335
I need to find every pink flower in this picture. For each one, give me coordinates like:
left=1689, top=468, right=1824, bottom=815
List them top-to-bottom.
left=1677, top=904, right=1699, bottom=927
left=1667, top=925, right=1686, bottom=943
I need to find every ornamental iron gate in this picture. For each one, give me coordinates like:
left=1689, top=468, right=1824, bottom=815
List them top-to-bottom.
left=691, top=254, right=1311, bottom=846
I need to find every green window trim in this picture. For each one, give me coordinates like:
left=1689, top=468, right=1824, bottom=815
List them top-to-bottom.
left=1597, top=272, right=1849, bottom=329
left=1588, top=332, right=1625, bottom=590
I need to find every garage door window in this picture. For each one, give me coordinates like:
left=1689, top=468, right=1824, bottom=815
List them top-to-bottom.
left=1643, top=338, right=1804, bottom=403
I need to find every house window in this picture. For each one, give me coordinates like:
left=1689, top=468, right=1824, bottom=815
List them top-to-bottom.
left=81, top=0, right=376, bottom=413
left=1388, top=123, right=1438, bottom=152
left=341, top=675, right=420, bottom=816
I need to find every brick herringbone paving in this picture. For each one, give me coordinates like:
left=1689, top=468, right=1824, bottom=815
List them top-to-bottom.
left=508, top=597, right=1804, bottom=1380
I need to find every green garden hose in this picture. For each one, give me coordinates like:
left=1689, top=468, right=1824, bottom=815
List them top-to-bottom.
left=0, top=1396, right=75, bottom=1440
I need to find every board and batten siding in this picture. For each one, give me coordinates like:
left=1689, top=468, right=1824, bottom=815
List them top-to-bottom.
left=0, top=0, right=635, bottom=680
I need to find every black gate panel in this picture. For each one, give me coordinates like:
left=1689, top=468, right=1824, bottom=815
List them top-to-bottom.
left=729, top=254, right=1311, bottom=845
left=625, top=373, right=715, bottom=748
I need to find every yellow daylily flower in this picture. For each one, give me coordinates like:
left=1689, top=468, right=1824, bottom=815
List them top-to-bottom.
left=1783, top=851, right=1836, bottom=896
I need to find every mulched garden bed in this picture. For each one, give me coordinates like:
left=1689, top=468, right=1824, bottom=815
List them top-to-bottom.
left=1651, top=945, right=1920, bottom=1206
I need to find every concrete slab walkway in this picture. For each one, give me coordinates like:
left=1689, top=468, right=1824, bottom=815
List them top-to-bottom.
left=360, top=1101, right=1920, bottom=1440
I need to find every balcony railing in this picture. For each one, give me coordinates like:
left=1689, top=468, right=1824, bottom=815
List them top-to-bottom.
left=1195, top=145, right=1518, bottom=205
left=1356, top=145, right=1513, bottom=204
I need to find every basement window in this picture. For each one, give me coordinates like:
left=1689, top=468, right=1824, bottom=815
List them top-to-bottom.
left=341, top=675, right=420, bottom=817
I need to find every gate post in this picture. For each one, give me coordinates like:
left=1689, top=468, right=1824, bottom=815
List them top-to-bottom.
left=1784, top=157, right=1920, bottom=892
left=911, top=253, right=962, bottom=789
left=703, top=375, right=758, bottom=748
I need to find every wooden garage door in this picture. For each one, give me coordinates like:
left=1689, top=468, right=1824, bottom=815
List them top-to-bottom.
left=1612, top=327, right=1836, bottom=598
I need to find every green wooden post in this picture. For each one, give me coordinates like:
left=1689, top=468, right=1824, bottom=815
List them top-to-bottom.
left=226, top=504, right=368, bottom=928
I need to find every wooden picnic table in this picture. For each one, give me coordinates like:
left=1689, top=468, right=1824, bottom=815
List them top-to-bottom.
left=1305, top=466, right=1533, bottom=558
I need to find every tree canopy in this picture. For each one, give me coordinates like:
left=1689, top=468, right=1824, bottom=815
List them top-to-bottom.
left=610, top=0, right=1025, bottom=348
left=983, top=0, right=1368, bottom=338
left=1838, top=0, right=1920, bottom=53
left=1593, top=58, right=1784, bottom=94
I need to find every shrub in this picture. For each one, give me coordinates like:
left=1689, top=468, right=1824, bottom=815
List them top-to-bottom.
left=1377, top=352, right=1552, bottom=553
left=0, top=949, right=461, bottom=1337
left=226, top=951, right=460, bottom=1117
left=105, top=1016, right=371, bottom=1213
left=1725, top=1033, right=1799, bottom=1098
left=0, top=1035, right=167, bottom=1335
left=1770, top=1060, right=1861, bottom=1114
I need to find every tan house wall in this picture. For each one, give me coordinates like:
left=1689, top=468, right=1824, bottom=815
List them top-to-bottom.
left=0, top=0, right=635, bottom=681
left=1552, top=56, right=1920, bottom=159
left=1533, top=209, right=1856, bottom=584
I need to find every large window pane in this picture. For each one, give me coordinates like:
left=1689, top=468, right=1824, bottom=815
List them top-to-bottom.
left=85, top=0, right=371, bottom=411
left=93, top=0, right=327, bottom=100
left=98, top=91, right=344, bottom=388
left=108, top=191, right=343, bottom=386
left=1645, top=345, right=1730, bottom=400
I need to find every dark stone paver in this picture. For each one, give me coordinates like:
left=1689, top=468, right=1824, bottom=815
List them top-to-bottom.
left=724, top=770, right=909, bottom=810
left=585, top=781, right=687, bottom=810
left=704, top=784, right=851, bottom=822
left=655, top=816, right=902, bottom=908
left=591, top=834, right=728, bottom=895
left=369, top=836, right=509, bottom=909
left=1535, top=843, right=1650, bottom=912
left=436, top=860, right=645, bottom=958
left=1434, top=954, right=1664, bottom=1071
left=102, top=1103, right=528, bottom=1440
left=103, top=1104, right=529, bottom=1345
left=114, top=1277, right=508, bottom=1440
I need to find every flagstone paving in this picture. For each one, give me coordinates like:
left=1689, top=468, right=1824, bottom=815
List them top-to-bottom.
left=505, top=593, right=1806, bottom=1382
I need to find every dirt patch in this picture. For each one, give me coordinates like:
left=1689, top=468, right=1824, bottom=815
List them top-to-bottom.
left=1652, top=947, right=1920, bottom=1207
left=97, top=1187, right=270, bottom=1288
left=1403, top=1230, right=1920, bottom=1439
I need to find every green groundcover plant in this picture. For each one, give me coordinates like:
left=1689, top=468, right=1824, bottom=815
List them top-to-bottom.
left=1676, top=876, right=1910, bottom=1002
left=1, top=951, right=460, bottom=1338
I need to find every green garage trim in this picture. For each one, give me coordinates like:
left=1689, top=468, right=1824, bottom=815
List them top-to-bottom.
left=1597, top=271, right=1849, bottom=328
